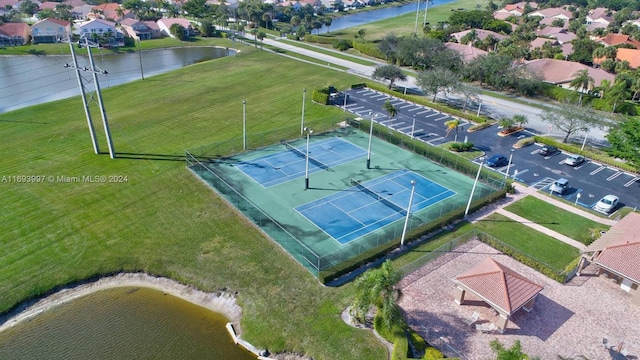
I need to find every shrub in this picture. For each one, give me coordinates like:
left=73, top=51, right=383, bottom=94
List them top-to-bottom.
left=334, top=39, right=352, bottom=51
left=352, top=41, right=384, bottom=58
left=312, top=87, right=331, bottom=105
left=467, top=122, right=493, bottom=132
left=513, top=137, right=534, bottom=148
left=450, top=142, right=474, bottom=152
left=409, top=329, right=427, bottom=356
left=424, top=347, right=444, bottom=359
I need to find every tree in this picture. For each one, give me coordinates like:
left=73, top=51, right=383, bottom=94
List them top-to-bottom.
left=19, top=0, right=38, bottom=16
left=183, top=0, right=210, bottom=18
left=36, top=8, right=56, bottom=20
left=261, top=12, right=270, bottom=29
left=323, top=17, right=332, bottom=33
left=200, top=20, right=215, bottom=37
left=169, top=23, right=187, bottom=40
left=251, top=27, right=258, bottom=47
left=355, top=28, right=366, bottom=43
left=257, top=30, right=266, bottom=50
left=377, top=32, right=400, bottom=63
left=372, top=64, right=406, bottom=90
left=416, top=67, right=460, bottom=102
left=569, top=69, right=594, bottom=105
left=605, top=81, right=630, bottom=113
left=383, top=99, right=397, bottom=119
left=540, top=101, right=600, bottom=143
left=513, top=114, right=528, bottom=127
left=606, top=117, right=640, bottom=171
left=444, top=119, right=461, bottom=142
left=350, top=260, right=402, bottom=330
left=490, top=339, right=538, bottom=360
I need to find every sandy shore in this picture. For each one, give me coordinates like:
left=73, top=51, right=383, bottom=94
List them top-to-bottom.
left=0, top=273, right=242, bottom=335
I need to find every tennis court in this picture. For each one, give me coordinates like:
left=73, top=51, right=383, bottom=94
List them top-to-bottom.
left=187, top=127, right=501, bottom=281
left=237, top=137, right=367, bottom=187
left=296, top=170, right=455, bottom=244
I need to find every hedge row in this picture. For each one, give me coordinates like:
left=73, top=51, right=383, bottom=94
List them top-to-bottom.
left=303, top=34, right=338, bottom=45
left=352, top=41, right=385, bottom=58
left=534, top=135, right=638, bottom=173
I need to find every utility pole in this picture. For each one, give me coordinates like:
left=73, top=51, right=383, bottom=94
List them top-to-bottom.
left=66, top=37, right=115, bottom=158
left=137, top=38, right=144, bottom=80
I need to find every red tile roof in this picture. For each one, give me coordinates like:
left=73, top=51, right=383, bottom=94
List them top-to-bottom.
left=0, top=22, right=30, bottom=37
left=444, top=42, right=488, bottom=63
left=617, top=48, right=640, bottom=69
left=524, top=58, right=615, bottom=87
left=592, top=213, right=640, bottom=283
left=455, top=257, right=543, bottom=314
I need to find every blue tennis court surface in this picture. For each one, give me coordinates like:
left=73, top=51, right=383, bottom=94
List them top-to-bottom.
left=236, top=137, right=367, bottom=187
left=296, top=170, right=456, bottom=244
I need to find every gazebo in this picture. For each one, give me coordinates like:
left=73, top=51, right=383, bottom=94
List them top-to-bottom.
left=452, top=257, right=544, bottom=333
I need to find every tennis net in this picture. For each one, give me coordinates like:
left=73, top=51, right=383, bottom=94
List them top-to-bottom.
left=284, top=142, right=329, bottom=170
left=351, top=179, right=406, bottom=215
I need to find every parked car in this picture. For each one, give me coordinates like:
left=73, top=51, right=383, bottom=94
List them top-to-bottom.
left=539, top=145, right=557, bottom=156
left=486, top=154, right=508, bottom=167
left=565, top=154, right=585, bottom=166
left=549, top=178, right=569, bottom=195
left=594, top=194, right=619, bottom=214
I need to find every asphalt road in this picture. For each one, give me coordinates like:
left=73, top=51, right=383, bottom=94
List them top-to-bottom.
left=339, top=88, right=640, bottom=213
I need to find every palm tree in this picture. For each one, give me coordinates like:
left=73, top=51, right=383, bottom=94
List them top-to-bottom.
left=323, top=17, right=332, bottom=34
left=257, top=31, right=266, bottom=50
left=569, top=69, right=594, bottom=105
left=593, top=79, right=611, bottom=99
left=606, top=81, right=630, bottom=114
left=383, top=99, right=397, bottom=119
left=513, top=114, right=528, bottom=128
left=444, top=118, right=461, bottom=142
left=351, top=260, right=402, bottom=330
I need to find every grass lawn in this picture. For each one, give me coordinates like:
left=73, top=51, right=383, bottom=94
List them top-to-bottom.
left=318, top=0, right=481, bottom=41
left=279, top=39, right=378, bottom=66
left=0, top=46, right=386, bottom=360
left=504, top=196, right=610, bottom=245
left=473, top=213, right=580, bottom=271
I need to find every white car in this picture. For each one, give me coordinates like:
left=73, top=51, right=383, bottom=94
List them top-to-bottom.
left=594, top=195, right=619, bottom=214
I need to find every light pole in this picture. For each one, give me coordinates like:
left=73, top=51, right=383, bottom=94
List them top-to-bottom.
left=413, top=0, right=421, bottom=34
left=137, top=38, right=144, bottom=80
left=301, top=88, right=306, bottom=135
left=343, top=90, right=348, bottom=112
left=242, top=99, right=247, bottom=150
left=476, top=100, right=482, bottom=117
left=367, top=114, right=375, bottom=169
left=411, top=115, right=416, bottom=139
left=305, top=127, right=313, bottom=190
left=581, top=128, right=588, bottom=151
left=505, top=149, right=515, bottom=181
left=464, top=158, right=484, bottom=220
left=401, top=180, right=417, bottom=248
left=575, top=192, right=581, bottom=206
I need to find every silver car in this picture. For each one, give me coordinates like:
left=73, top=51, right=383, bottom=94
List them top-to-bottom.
left=565, top=154, right=585, bottom=166
left=594, top=195, right=619, bottom=214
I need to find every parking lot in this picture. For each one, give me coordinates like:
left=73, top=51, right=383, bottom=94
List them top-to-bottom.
left=338, top=88, right=640, bottom=212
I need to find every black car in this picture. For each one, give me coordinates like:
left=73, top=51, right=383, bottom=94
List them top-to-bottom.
left=539, top=145, right=557, bottom=156
left=486, top=154, right=508, bottom=167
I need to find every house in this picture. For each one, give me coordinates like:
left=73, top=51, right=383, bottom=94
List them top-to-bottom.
left=0, top=0, right=20, bottom=9
left=38, top=1, right=59, bottom=10
left=493, top=1, right=538, bottom=18
left=90, top=3, right=133, bottom=22
left=72, top=4, right=94, bottom=20
left=528, top=7, right=573, bottom=21
left=586, top=7, right=614, bottom=26
left=538, top=16, right=567, bottom=28
left=31, top=18, right=71, bottom=44
left=76, top=18, right=124, bottom=46
left=157, top=18, right=195, bottom=38
left=120, top=19, right=161, bottom=40
left=0, top=22, right=31, bottom=46
left=536, top=26, right=564, bottom=37
left=450, top=29, right=507, bottom=43
left=551, top=31, right=576, bottom=44
left=596, top=33, right=640, bottom=48
left=529, top=37, right=558, bottom=49
left=444, top=42, right=488, bottom=63
left=616, top=48, right=640, bottom=69
left=523, top=58, right=615, bottom=90
left=579, top=212, right=640, bottom=306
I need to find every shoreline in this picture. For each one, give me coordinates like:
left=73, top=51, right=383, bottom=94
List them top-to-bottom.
left=0, top=272, right=243, bottom=335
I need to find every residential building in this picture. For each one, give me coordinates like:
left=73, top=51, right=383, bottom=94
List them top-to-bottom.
left=528, top=7, right=573, bottom=21
left=586, top=7, right=614, bottom=26
left=31, top=17, right=71, bottom=44
left=76, top=18, right=124, bottom=46
left=120, top=18, right=161, bottom=40
left=157, top=18, right=195, bottom=38
left=0, top=22, right=31, bottom=45
left=450, top=29, right=507, bottom=43
left=596, top=33, right=640, bottom=48
left=444, top=42, right=488, bottom=63
left=615, top=48, right=640, bottom=69
left=523, top=58, right=615, bottom=90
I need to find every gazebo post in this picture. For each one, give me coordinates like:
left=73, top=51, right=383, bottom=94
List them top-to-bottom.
left=454, top=286, right=466, bottom=305
left=496, top=314, right=509, bottom=333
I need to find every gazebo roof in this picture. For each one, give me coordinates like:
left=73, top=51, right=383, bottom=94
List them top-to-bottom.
left=454, top=257, right=543, bottom=315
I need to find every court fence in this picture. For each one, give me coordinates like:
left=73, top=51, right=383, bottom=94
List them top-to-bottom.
left=186, top=124, right=508, bottom=283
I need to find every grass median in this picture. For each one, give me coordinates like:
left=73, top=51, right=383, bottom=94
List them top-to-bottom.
left=0, top=48, right=386, bottom=360
left=504, top=196, right=610, bottom=245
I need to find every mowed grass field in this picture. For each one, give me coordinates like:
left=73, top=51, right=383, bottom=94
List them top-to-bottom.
left=0, top=45, right=387, bottom=359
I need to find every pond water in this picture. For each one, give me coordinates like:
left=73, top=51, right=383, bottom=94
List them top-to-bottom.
left=0, top=287, right=256, bottom=360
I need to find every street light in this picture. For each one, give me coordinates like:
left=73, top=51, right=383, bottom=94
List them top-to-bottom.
left=301, top=88, right=306, bottom=135
left=343, top=90, right=348, bottom=112
left=242, top=99, right=247, bottom=150
left=367, top=114, right=376, bottom=169
left=411, top=115, right=416, bottom=139
left=304, top=127, right=313, bottom=190
left=581, top=128, right=588, bottom=151
left=505, top=149, right=515, bottom=181
left=464, top=158, right=484, bottom=220
left=401, top=180, right=417, bottom=248
left=575, top=192, right=581, bottom=206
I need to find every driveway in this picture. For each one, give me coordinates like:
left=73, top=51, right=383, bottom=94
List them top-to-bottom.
left=398, top=240, right=640, bottom=360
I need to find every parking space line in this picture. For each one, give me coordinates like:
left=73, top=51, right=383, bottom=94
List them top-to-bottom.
left=355, top=89, right=369, bottom=94
left=370, top=94, right=387, bottom=99
left=391, top=100, right=404, bottom=106
left=400, top=104, right=414, bottom=109
left=407, top=107, right=421, bottom=112
left=417, top=110, right=431, bottom=115
left=380, top=118, right=395, bottom=125
left=397, top=125, right=413, bottom=132
left=590, top=166, right=606, bottom=175
left=606, top=171, right=623, bottom=181
left=625, top=176, right=639, bottom=187
left=532, top=177, right=555, bottom=189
